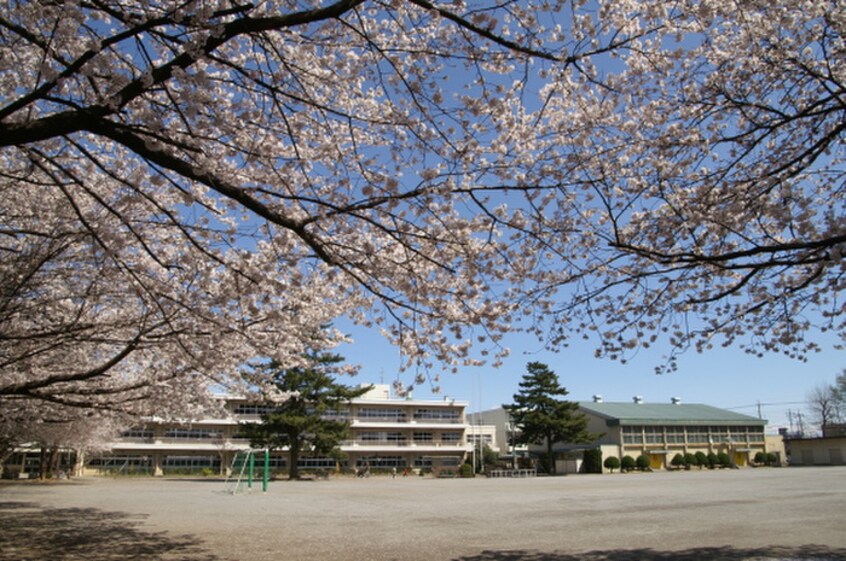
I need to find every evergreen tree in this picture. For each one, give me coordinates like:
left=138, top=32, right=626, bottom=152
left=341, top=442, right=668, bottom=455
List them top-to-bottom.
left=241, top=352, right=370, bottom=480
left=503, top=362, right=597, bottom=475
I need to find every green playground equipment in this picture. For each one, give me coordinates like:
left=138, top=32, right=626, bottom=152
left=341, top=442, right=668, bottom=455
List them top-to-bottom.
left=224, top=449, right=270, bottom=495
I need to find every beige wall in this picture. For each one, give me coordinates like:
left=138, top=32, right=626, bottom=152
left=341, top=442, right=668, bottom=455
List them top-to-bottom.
left=765, top=435, right=786, bottom=465
left=785, top=437, right=846, bottom=466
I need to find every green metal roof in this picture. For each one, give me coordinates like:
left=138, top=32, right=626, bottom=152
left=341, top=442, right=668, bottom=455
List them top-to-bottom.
left=578, top=402, right=766, bottom=426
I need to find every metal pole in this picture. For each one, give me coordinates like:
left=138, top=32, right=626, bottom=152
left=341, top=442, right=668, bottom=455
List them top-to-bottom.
left=471, top=421, right=476, bottom=473
left=262, top=449, right=269, bottom=493
left=248, top=451, right=255, bottom=489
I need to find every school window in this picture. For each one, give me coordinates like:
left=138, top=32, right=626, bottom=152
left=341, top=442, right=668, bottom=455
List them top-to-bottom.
left=233, top=404, right=273, bottom=416
left=358, top=408, right=406, bottom=420
left=414, top=408, right=460, bottom=422
left=622, top=426, right=643, bottom=444
left=644, top=427, right=663, bottom=444
left=666, top=427, right=685, bottom=444
left=687, top=427, right=709, bottom=443
left=710, top=427, right=729, bottom=443
left=730, top=427, right=748, bottom=442
left=748, top=427, right=765, bottom=442
left=120, top=428, right=154, bottom=440
left=163, top=428, right=223, bottom=440
left=441, top=432, right=461, bottom=443
left=467, top=434, right=493, bottom=446
left=162, top=456, right=220, bottom=470
left=356, top=456, right=405, bottom=468
left=413, top=456, right=433, bottom=468
left=297, top=457, right=340, bottom=469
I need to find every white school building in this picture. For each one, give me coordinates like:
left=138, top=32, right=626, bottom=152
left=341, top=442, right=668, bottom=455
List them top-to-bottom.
left=84, top=385, right=485, bottom=476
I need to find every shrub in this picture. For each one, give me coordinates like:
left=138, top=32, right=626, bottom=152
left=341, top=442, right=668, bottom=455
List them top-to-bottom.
left=754, top=451, right=766, bottom=465
left=694, top=452, right=708, bottom=469
left=707, top=452, right=718, bottom=469
left=717, top=452, right=731, bottom=468
left=670, top=453, right=685, bottom=469
left=683, top=453, right=696, bottom=470
left=766, top=453, right=778, bottom=466
left=635, top=454, right=651, bottom=471
left=621, top=455, right=636, bottom=472
left=603, top=456, right=621, bottom=473
left=459, top=462, right=475, bottom=478
left=1, top=469, right=20, bottom=480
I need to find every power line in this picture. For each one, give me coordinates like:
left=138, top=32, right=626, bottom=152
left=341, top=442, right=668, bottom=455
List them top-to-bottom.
left=724, top=401, right=807, bottom=410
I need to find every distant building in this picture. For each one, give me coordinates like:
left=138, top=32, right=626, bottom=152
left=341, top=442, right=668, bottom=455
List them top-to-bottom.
left=82, top=384, right=475, bottom=476
left=475, top=397, right=771, bottom=473
left=580, top=398, right=769, bottom=471
left=467, top=407, right=526, bottom=461
left=784, top=434, right=846, bottom=466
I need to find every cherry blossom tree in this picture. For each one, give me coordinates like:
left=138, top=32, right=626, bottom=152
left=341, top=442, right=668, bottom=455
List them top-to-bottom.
left=1, top=0, right=844, bottom=426
left=517, top=1, right=846, bottom=371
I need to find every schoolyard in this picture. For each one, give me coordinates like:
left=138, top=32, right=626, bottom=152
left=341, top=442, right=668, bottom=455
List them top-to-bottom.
left=1, top=467, right=845, bottom=561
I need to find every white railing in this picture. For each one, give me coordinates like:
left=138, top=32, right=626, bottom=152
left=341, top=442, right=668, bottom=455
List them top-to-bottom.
left=351, top=416, right=463, bottom=424
left=350, top=440, right=465, bottom=448
left=487, top=469, right=536, bottom=478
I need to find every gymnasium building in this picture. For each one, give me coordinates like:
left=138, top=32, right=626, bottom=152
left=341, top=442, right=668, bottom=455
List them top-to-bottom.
left=472, top=397, right=774, bottom=473
left=578, top=397, right=771, bottom=471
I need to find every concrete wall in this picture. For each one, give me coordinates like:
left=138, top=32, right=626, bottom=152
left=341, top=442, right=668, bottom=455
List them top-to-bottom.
left=785, top=436, right=846, bottom=466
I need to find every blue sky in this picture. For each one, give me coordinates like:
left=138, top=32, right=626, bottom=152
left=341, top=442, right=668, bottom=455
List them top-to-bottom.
left=337, top=320, right=842, bottom=434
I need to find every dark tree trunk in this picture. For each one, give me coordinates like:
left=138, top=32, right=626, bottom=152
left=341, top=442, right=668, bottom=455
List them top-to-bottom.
left=546, top=435, right=556, bottom=475
left=289, top=443, right=300, bottom=480
left=38, top=447, right=47, bottom=480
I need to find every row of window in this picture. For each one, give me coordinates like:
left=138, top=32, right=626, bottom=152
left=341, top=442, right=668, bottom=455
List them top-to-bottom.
left=231, top=404, right=462, bottom=422
left=621, top=425, right=766, bottom=445
left=121, top=428, right=224, bottom=440
left=163, top=428, right=223, bottom=440
left=120, top=429, right=154, bottom=439
left=131, top=429, right=464, bottom=444
left=355, top=431, right=462, bottom=444
left=87, top=454, right=461, bottom=471
left=355, top=455, right=460, bottom=468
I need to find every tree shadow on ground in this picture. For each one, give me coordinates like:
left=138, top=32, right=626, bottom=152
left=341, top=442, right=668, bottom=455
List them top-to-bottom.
left=0, top=501, right=219, bottom=561
left=453, top=546, right=846, bottom=561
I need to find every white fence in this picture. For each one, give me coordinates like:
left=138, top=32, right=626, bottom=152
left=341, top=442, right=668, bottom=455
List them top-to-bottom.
left=487, top=468, right=536, bottom=478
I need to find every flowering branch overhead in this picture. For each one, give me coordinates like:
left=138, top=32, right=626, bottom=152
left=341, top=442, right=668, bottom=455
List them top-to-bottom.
left=1, top=0, right=843, bottom=427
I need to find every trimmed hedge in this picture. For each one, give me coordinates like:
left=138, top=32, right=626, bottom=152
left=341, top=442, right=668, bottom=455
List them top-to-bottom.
left=603, top=456, right=621, bottom=473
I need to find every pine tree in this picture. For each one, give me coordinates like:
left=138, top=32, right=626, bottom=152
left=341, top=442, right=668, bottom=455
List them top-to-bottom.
left=241, top=353, right=370, bottom=480
left=503, top=362, right=597, bottom=475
